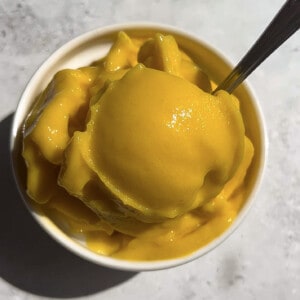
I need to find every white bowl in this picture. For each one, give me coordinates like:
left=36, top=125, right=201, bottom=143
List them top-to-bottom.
left=10, top=23, right=267, bottom=271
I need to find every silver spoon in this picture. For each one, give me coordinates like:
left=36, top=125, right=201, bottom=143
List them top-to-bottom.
left=213, top=0, right=300, bottom=94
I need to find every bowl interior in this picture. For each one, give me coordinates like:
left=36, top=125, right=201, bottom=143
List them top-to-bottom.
left=10, top=24, right=266, bottom=271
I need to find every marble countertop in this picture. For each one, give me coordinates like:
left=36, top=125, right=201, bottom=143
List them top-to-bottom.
left=0, top=0, right=299, bottom=299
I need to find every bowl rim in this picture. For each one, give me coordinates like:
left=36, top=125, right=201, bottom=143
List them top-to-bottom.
left=10, top=22, right=268, bottom=271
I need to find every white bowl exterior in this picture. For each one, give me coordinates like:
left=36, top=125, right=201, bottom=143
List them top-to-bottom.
left=10, top=23, right=267, bottom=271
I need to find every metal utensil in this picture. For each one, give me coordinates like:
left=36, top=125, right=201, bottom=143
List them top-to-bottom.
left=213, top=0, right=300, bottom=94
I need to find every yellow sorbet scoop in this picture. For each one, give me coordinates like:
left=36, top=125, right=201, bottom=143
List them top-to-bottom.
left=62, top=64, right=245, bottom=222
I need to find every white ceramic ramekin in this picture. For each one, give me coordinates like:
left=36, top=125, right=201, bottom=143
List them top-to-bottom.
left=10, top=23, right=267, bottom=271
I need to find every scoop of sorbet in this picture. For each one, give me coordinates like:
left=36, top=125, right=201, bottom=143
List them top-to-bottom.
left=60, top=64, right=245, bottom=222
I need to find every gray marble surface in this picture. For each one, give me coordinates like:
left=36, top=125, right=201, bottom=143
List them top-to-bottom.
left=0, top=0, right=299, bottom=299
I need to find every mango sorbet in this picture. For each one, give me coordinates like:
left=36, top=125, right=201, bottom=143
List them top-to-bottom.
left=22, top=32, right=254, bottom=261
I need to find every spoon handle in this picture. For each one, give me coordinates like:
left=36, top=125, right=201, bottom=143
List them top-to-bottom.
left=213, top=0, right=300, bottom=94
